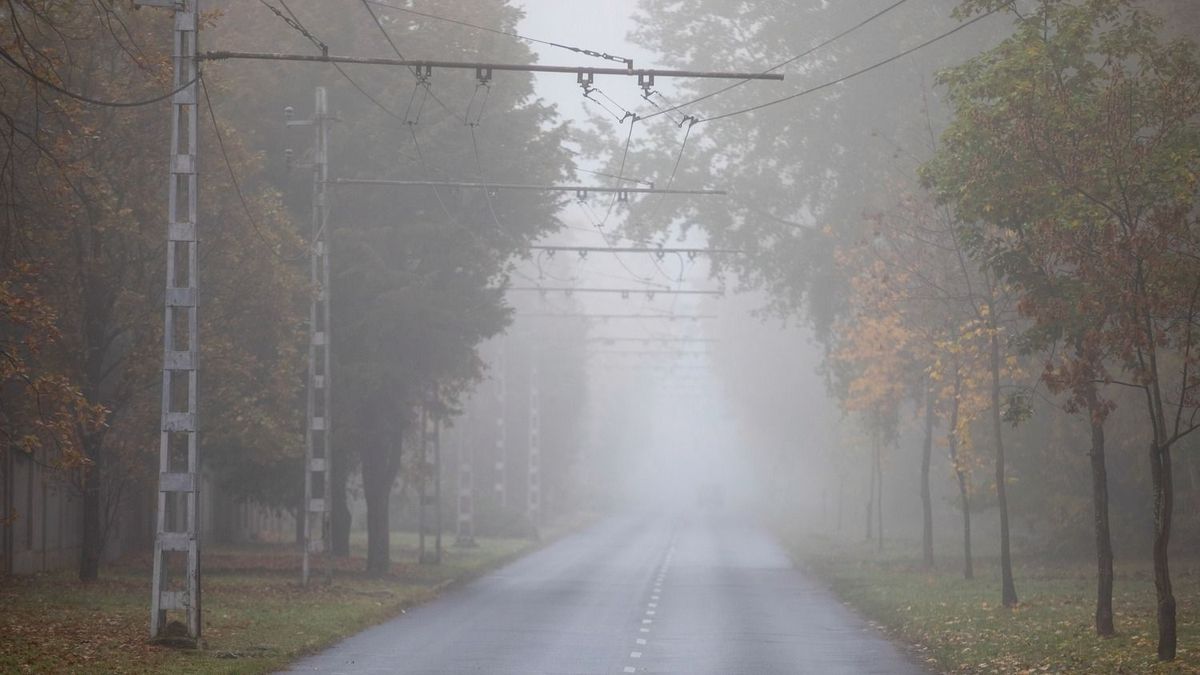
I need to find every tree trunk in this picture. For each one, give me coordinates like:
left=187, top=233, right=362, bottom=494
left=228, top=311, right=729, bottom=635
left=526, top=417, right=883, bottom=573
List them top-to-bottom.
left=1133, top=269, right=1175, bottom=660
left=989, top=314, right=1018, bottom=607
left=948, top=372, right=973, bottom=580
left=921, top=382, right=935, bottom=570
left=1084, top=385, right=1115, bottom=636
left=1151, top=440, right=1176, bottom=660
left=331, top=445, right=351, bottom=557
left=1188, top=454, right=1200, bottom=514
left=79, top=456, right=102, bottom=582
left=363, top=463, right=391, bottom=577
left=294, top=497, right=305, bottom=545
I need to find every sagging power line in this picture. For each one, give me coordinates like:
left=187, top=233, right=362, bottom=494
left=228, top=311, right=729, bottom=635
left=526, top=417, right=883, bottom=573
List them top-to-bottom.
left=363, top=0, right=635, bottom=68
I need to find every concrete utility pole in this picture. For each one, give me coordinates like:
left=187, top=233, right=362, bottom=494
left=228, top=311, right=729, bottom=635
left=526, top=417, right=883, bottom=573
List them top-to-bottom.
left=146, top=0, right=201, bottom=644
left=287, top=88, right=334, bottom=586
left=495, top=342, right=508, bottom=510
left=526, top=357, right=541, bottom=539
left=418, top=406, right=441, bottom=564
left=455, top=411, right=476, bottom=547
left=433, top=418, right=442, bottom=561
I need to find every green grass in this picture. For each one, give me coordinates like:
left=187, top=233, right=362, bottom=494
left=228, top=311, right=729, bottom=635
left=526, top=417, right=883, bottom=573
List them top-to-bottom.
left=0, top=528, right=561, bottom=674
left=779, top=530, right=1200, bottom=674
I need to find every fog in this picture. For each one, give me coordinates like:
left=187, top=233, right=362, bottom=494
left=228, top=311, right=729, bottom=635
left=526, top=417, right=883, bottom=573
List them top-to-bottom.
left=3, top=0, right=1199, bottom=671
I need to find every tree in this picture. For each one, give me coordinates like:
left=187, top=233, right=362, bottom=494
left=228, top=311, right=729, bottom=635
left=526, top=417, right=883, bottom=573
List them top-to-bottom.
left=203, top=0, right=575, bottom=574
left=627, top=0, right=1006, bottom=340
left=926, top=0, right=1200, bottom=656
left=0, top=2, right=307, bottom=580
left=834, top=189, right=1025, bottom=579
left=0, top=263, right=106, bottom=483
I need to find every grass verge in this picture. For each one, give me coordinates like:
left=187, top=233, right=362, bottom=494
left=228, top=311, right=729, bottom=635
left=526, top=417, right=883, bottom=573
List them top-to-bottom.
left=0, top=523, right=579, bottom=674
left=778, top=530, right=1199, bottom=674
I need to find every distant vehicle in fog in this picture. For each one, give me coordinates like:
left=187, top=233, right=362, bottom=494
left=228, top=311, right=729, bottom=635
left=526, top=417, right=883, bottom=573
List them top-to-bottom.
left=697, top=483, right=724, bottom=510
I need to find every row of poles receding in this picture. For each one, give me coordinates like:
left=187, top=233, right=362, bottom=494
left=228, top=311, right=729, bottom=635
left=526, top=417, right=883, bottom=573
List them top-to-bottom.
left=139, top=0, right=784, bottom=644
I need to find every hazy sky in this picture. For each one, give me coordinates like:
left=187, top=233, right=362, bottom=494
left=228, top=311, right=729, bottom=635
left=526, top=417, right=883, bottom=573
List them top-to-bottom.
left=518, top=0, right=661, bottom=130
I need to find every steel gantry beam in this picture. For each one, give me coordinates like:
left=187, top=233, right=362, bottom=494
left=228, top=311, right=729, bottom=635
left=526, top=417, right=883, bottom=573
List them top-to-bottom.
left=148, top=0, right=201, bottom=644
left=332, top=179, right=725, bottom=199
left=530, top=245, right=742, bottom=257
left=507, top=286, right=723, bottom=297
left=519, top=313, right=718, bottom=320
left=585, top=337, right=717, bottom=344
left=588, top=350, right=710, bottom=357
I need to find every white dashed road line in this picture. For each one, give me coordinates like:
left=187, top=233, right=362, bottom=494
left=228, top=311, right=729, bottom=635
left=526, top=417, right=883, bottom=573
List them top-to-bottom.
left=623, top=536, right=676, bottom=674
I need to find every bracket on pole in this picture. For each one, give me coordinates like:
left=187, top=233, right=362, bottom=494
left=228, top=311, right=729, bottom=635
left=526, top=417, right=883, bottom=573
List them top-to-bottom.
left=637, top=72, right=654, bottom=96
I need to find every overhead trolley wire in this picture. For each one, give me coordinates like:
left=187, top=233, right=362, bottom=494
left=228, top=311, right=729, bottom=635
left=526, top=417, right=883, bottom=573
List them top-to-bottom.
left=262, top=0, right=327, bottom=54
left=357, top=0, right=469, bottom=125
left=363, top=0, right=634, bottom=68
left=640, top=0, right=913, bottom=122
left=262, top=1, right=400, bottom=119
left=699, top=2, right=1012, bottom=124
left=0, top=45, right=197, bottom=108
left=200, top=74, right=306, bottom=262
left=598, top=117, right=637, bottom=228
left=574, top=165, right=652, bottom=187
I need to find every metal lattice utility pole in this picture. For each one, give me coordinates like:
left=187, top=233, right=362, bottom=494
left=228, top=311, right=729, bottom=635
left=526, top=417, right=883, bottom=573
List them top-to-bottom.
left=148, top=0, right=201, bottom=644
left=287, top=87, right=333, bottom=586
left=494, top=343, right=507, bottom=509
left=527, top=356, right=541, bottom=538
left=417, top=406, right=441, bottom=564
left=455, top=410, right=476, bottom=547
left=433, top=418, right=442, bottom=561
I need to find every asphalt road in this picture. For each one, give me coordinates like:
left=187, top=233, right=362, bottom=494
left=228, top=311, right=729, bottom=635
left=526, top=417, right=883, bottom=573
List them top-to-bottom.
left=285, top=512, right=928, bottom=674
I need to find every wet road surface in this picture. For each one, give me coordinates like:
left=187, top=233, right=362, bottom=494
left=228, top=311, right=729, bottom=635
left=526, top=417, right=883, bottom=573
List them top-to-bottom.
left=284, top=512, right=927, bottom=674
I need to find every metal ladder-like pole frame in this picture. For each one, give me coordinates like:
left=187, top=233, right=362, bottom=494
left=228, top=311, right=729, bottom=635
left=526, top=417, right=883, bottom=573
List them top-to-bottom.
left=150, top=0, right=201, bottom=644
left=302, top=87, right=333, bottom=586
left=494, top=342, right=507, bottom=509
left=527, top=357, right=541, bottom=537
left=418, top=406, right=443, bottom=564
left=455, top=410, right=476, bottom=547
